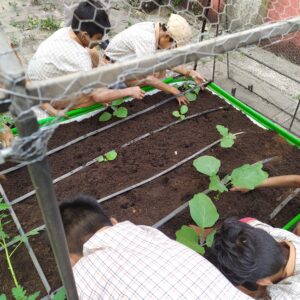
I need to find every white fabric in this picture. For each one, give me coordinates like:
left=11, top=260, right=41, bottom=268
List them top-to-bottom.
left=105, top=22, right=156, bottom=62
left=27, top=27, right=92, bottom=81
left=249, top=220, right=300, bottom=300
left=73, top=221, right=252, bottom=300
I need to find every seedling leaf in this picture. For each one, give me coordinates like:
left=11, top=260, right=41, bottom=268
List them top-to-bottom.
left=194, top=87, right=200, bottom=95
left=185, top=92, right=197, bottom=102
left=111, top=99, right=124, bottom=106
left=180, top=105, right=188, bottom=115
left=113, top=107, right=128, bottom=118
left=172, top=111, right=180, bottom=118
left=99, top=112, right=112, bottom=122
left=180, top=115, right=185, bottom=120
left=216, top=125, right=228, bottom=137
left=220, top=136, right=235, bottom=148
left=105, top=150, right=118, bottom=161
left=97, top=155, right=105, bottom=163
left=193, top=156, right=221, bottom=176
left=231, top=162, right=268, bottom=190
left=209, top=175, right=228, bottom=193
left=189, top=193, right=219, bottom=228
left=0, top=203, right=10, bottom=211
left=176, top=225, right=205, bottom=254
left=206, top=230, right=217, bottom=247
left=12, top=286, right=26, bottom=300
left=27, top=292, right=40, bottom=300
left=0, top=294, right=7, bottom=300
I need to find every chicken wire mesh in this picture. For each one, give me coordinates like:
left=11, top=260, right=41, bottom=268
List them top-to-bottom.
left=0, top=0, right=300, bottom=299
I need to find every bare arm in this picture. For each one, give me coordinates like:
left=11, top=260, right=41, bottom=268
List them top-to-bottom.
left=172, top=66, right=205, bottom=86
left=0, top=124, right=14, bottom=148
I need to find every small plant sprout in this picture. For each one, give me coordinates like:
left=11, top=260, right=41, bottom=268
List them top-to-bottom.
left=181, top=82, right=201, bottom=102
left=99, top=99, right=128, bottom=122
left=172, top=105, right=188, bottom=120
left=216, top=125, right=236, bottom=148
left=97, top=150, right=118, bottom=163
left=176, top=193, right=219, bottom=254
left=0, top=198, right=45, bottom=299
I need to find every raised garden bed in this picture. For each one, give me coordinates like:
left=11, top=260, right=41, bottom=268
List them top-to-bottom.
left=0, top=84, right=299, bottom=297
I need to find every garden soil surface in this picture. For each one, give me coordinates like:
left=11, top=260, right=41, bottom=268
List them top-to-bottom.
left=0, top=88, right=299, bottom=297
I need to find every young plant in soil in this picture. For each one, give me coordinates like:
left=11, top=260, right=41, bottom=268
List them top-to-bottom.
left=182, top=83, right=200, bottom=102
left=99, top=99, right=128, bottom=122
left=172, top=105, right=188, bottom=120
left=216, top=125, right=236, bottom=148
left=97, top=150, right=118, bottom=163
left=176, top=156, right=269, bottom=254
left=0, top=198, right=47, bottom=300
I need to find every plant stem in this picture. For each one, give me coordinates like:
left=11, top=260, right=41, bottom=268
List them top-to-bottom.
left=2, top=237, right=19, bottom=288
left=9, top=241, right=23, bottom=258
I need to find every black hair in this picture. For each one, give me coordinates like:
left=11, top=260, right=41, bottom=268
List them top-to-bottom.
left=71, top=0, right=111, bottom=37
left=59, top=194, right=112, bottom=255
left=206, top=218, right=287, bottom=290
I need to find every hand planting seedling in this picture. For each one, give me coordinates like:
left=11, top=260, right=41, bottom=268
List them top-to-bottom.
left=181, top=83, right=200, bottom=102
left=99, top=99, right=128, bottom=122
left=172, top=105, right=188, bottom=120
left=216, top=125, right=236, bottom=148
left=97, top=150, right=118, bottom=163
left=0, top=198, right=47, bottom=300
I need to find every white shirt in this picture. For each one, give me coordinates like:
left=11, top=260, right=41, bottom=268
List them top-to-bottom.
left=105, top=22, right=157, bottom=62
left=27, top=27, right=92, bottom=81
left=249, top=220, right=300, bottom=300
left=73, top=221, right=252, bottom=300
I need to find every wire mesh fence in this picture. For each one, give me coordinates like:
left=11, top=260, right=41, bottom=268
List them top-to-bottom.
left=0, top=0, right=299, bottom=299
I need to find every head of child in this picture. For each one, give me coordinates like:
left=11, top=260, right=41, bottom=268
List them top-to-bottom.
left=72, top=0, right=111, bottom=48
left=158, top=14, right=192, bottom=50
left=60, top=194, right=114, bottom=266
left=206, top=218, right=288, bottom=291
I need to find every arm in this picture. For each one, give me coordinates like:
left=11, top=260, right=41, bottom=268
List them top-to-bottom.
left=172, top=66, right=205, bottom=86
left=40, top=103, right=68, bottom=118
left=0, top=124, right=14, bottom=148
left=231, top=175, right=300, bottom=193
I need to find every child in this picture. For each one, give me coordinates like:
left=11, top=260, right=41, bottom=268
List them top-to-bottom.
left=105, top=14, right=205, bottom=105
left=59, top=195, right=252, bottom=299
left=206, top=218, right=300, bottom=299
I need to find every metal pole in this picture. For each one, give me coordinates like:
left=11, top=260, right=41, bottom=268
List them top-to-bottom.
left=193, top=0, right=212, bottom=71
left=212, top=0, right=222, bottom=81
left=0, top=26, right=78, bottom=300
left=289, top=99, right=300, bottom=131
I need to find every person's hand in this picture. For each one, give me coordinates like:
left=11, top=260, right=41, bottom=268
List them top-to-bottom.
left=189, top=70, right=205, bottom=87
left=129, top=87, right=145, bottom=100
left=173, top=89, right=189, bottom=105
left=0, top=124, right=14, bottom=148
left=230, top=187, right=250, bottom=193
left=293, top=222, right=300, bottom=237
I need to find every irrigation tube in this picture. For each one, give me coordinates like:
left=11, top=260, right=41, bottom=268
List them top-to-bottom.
left=2, top=87, right=195, bottom=175
left=10, top=107, right=227, bottom=206
left=97, top=132, right=244, bottom=204
left=153, top=156, right=276, bottom=229
left=0, top=185, right=51, bottom=294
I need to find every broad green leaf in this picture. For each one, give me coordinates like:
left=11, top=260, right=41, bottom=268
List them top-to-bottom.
left=194, top=87, right=200, bottom=95
left=185, top=92, right=197, bottom=102
left=111, top=99, right=124, bottom=106
left=180, top=105, right=188, bottom=115
left=113, top=107, right=128, bottom=118
left=172, top=111, right=180, bottom=118
left=99, top=112, right=112, bottom=122
left=180, top=115, right=185, bottom=121
left=216, top=125, right=229, bottom=137
left=220, top=136, right=235, bottom=148
left=105, top=150, right=118, bottom=161
left=97, top=155, right=105, bottom=163
left=193, top=156, right=221, bottom=176
left=231, top=162, right=268, bottom=190
left=209, top=175, right=228, bottom=193
left=189, top=193, right=219, bottom=228
left=0, top=203, right=10, bottom=211
left=176, top=225, right=205, bottom=255
left=206, top=229, right=217, bottom=247
left=12, top=234, right=28, bottom=244
left=12, top=286, right=26, bottom=300
left=53, top=288, right=66, bottom=300
left=27, top=291, right=40, bottom=300
left=0, top=294, right=7, bottom=300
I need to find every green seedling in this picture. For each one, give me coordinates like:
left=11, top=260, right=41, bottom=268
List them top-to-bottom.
left=99, top=99, right=128, bottom=122
left=172, top=105, right=188, bottom=120
left=0, top=114, right=14, bottom=129
left=216, top=125, right=236, bottom=148
left=97, top=150, right=118, bottom=163
left=0, top=198, right=47, bottom=300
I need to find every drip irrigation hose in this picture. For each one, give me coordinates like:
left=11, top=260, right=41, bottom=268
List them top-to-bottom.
left=2, top=86, right=197, bottom=175
left=10, top=107, right=227, bottom=206
left=97, top=132, right=244, bottom=204
left=153, top=156, right=276, bottom=229
left=0, top=185, right=51, bottom=294
left=269, top=188, right=300, bottom=220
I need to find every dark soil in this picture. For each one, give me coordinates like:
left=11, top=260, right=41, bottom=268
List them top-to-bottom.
left=0, top=89, right=299, bottom=298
